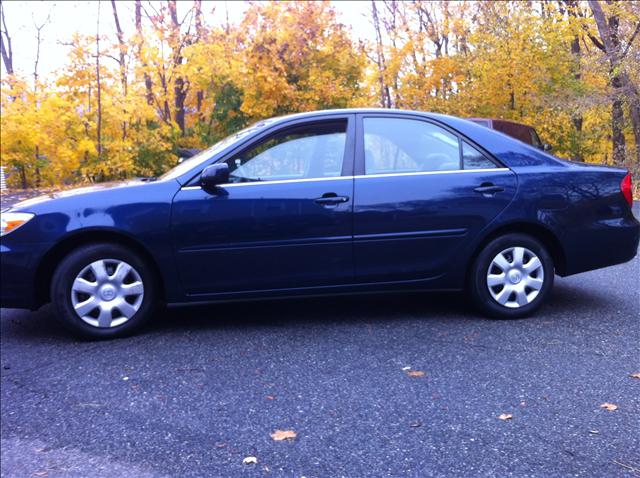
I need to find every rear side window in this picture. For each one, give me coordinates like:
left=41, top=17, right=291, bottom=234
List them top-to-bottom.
left=363, top=118, right=460, bottom=174
left=529, top=129, right=543, bottom=148
left=462, top=141, right=497, bottom=170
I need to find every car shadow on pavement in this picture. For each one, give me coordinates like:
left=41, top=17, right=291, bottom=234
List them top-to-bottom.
left=550, top=280, right=613, bottom=309
left=1, top=282, right=614, bottom=343
left=148, top=291, right=469, bottom=334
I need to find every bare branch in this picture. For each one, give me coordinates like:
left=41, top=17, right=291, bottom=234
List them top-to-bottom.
left=0, top=0, right=14, bottom=75
left=32, top=10, right=51, bottom=87
left=621, top=21, right=640, bottom=60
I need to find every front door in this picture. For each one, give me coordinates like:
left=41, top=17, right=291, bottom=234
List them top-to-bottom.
left=353, top=114, right=517, bottom=283
left=171, top=116, right=355, bottom=296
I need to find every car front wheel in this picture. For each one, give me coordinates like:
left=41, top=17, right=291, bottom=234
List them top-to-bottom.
left=469, top=233, right=554, bottom=318
left=51, top=243, right=157, bottom=339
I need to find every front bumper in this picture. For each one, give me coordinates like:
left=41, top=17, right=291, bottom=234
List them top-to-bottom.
left=0, top=242, right=50, bottom=310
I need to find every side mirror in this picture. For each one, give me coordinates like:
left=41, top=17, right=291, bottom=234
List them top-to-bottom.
left=543, top=143, right=553, bottom=152
left=200, top=163, right=229, bottom=190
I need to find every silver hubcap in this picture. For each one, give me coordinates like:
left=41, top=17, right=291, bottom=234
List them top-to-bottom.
left=487, top=247, right=544, bottom=309
left=70, top=259, right=144, bottom=328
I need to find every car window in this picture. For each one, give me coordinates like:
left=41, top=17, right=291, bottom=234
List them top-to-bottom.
left=363, top=118, right=460, bottom=174
left=159, top=119, right=275, bottom=181
left=224, top=121, right=347, bottom=183
left=529, top=129, right=543, bottom=148
left=462, top=141, right=497, bottom=170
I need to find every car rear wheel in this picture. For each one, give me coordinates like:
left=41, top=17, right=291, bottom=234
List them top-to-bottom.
left=469, top=233, right=554, bottom=318
left=51, top=243, right=157, bottom=339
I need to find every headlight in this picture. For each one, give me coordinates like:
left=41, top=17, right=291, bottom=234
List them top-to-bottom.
left=0, top=212, right=35, bottom=237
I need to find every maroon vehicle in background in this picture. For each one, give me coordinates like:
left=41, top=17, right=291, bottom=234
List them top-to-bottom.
left=468, top=118, right=553, bottom=152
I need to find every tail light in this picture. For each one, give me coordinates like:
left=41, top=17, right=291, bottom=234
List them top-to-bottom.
left=621, top=173, right=633, bottom=207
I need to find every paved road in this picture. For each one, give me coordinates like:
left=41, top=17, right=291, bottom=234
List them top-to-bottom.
left=1, top=212, right=639, bottom=477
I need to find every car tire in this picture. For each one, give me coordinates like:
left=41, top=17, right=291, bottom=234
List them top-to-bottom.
left=469, top=233, right=554, bottom=319
left=51, top=243, right=158, bottom=339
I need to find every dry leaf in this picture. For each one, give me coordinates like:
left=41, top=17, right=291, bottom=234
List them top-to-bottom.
left=407, top=370, right=425, bottom=377
left=629, top=373, right=640, bottom=379
left=600, top=402, right=618, bottom=411
left=498, top=413, right=513, bottom=420
left=270, top=429, right=297, bottom=441
left=242, top=456, right=257, bottom=465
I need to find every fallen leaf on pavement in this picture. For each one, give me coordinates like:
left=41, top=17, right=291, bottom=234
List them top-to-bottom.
left=407, top=370, right=425, bottom=377
left=629, top=373, right=640, bottom=379
left=600, top=403, right=618, bottom=411
left=498, top=413, right=513, bottom=420
left=270, top=429, right=297, bottom=441
left=242, top=456, right=257, bottom=465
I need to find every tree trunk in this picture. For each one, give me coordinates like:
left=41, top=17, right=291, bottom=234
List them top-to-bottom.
left=110, top=0, right=127, bottom=96
left=111, top=0, right=127, bottom=140
left=135, top=0, right=154, bottom=106
left=168, top=0, right=186, bottom=134
left=194, top=0, right=205, bottom=121
left=565, top=0, right=584, bottom=161
left=588, top=0, right=628, bottom=165
left=371, top=1, right=391, bottom=108
left=96, top=2, right=103, bottom=161
left=0, top=3, right=13, bottom=75
left=571, top=32, right=584, bottom=161
left=610, top=73, right=626, bottom=166
left=624, top=73, right=640, bottom=164
left=34, top=145, right=41, bottom=188
left=19, top=165, right=27, bottom=189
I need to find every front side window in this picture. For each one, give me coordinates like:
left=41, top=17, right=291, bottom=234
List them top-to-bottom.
left=363, top=118, right=461, bottom=174
left=159, top=119, right=275, bottom=181
left=224, top=121, right=347, bottom=183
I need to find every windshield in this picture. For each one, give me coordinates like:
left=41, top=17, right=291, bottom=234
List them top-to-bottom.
left=159, top=119, right=275, bottom=181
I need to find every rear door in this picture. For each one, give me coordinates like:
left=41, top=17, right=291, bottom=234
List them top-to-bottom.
left=353, top=113, right=517, bottom=283
left=171, top=115, right=355, bottom=296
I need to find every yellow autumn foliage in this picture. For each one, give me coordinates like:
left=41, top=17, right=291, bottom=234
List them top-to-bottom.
left=0, top=1, right=638, bottom=188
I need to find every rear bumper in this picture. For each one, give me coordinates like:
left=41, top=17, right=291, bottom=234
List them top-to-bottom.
left=562, top=214, right=640, bottom=276
left=0, top=242, right=49, bottom=310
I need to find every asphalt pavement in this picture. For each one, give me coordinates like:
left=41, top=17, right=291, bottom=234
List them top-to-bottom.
left=1, top=207, right=639, bottom=477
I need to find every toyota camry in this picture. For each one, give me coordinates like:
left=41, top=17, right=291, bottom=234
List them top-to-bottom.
left=1, top=109, right=638, bottom=338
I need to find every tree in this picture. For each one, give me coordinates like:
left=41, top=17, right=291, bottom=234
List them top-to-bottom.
left=587, top=0, right=640, bottom=165
left=238, top=1, right=366, bottom=118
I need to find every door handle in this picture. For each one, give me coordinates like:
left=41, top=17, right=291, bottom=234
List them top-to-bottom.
left=474, top=183, right=504, bottom=196
left=314, top=193, right=350, bottom=206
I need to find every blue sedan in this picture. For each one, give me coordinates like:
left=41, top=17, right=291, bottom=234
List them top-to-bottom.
left=1, top=109, right=638, bottom=338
